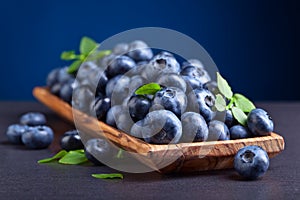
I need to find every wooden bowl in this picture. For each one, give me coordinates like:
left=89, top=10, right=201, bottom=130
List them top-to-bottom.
left=33, top=87, right=285, bottom=173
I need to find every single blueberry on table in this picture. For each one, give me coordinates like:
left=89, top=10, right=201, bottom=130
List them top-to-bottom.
left=152, top=87, right=187, bottom=118
left=128, top=95, right=152, bottom=122
left=247, top=108, right=274, bottom=136
left=130, top=110, right=182, bottom=144
left=20, top=112, right=47, bottom=126
left=181, top=112, right=208, bottom=142
left=207, top=120, right=230, bottom=141
left=6, top=124, right=29, bottom=144
left=230, top=125, right=252, bottom=139
left=21, top=126, right=54, bottom=149
left=60, top=130, right=84, bottom=151
left=234, top=145, right=269, bottom=180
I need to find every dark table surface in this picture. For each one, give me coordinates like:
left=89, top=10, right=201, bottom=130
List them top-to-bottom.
left=0, top=101, right=299, bottom=200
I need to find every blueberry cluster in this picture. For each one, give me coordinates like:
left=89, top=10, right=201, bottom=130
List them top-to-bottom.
left=46, top=40, right=274, bottom=145
left=6, top=112, right=54, bottom=149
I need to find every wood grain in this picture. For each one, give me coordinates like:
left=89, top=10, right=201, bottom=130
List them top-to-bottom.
left=33, top=87, right=285, bottom=173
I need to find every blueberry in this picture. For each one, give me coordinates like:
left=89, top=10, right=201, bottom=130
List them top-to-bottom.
left=127, top=40, right=153, bottom=62
left=112, top=43, right=129, bottom=55
left=149, top=52, right=181, bottom=74
left=107, top=55, right=136, bottom=77
left=182, top=59, right=204, bottom=70
left=76, top=61, right=98, bottom=83
left=180, top=65, right=211, bottom=86
left=57, top=67, right=74, bottom=84
left=46, top=68, right=60, bottom=88
left=96, top=70, right=109, bottom=94
left=156, top=73, right=187, bottom=92
left=105, top=75, right=128, bottom=98
left=108, top=75, right=131, bottom=105
left=181, top=75, right=203, bottom=89
left=203, top=81, right=219, bottom=94
left=50, top=82, right=63, bottom=96
left=59, top=82, right=73, bottom=103
left=72, top=85, right=94, bottom=114
left=152, top=87, right=187, bottom=118
left=187, top=88, right=215, bottom=122
left=128, top=95, right=152, bottom=122
left=91, top=97, right=111, bottom=120
left=106, top=105, right=123, bottom=128
left=115, top=106, right=135, bottom=134
left=247, top=108, right=274, bottom=136
left=225, top=109, right=235, bottom=128
left=130, top=110, right=182, bottom=144
left=20, top=112, right=47, bottom=126
left=181, top=112, right=208, bottom=142
left=207, top=120, right=230, bottom=141
left=6, top=124, right=29, bottom=144
left=230, top=125, right=252, bottom=139
left=21, top=126, right=54, bottom=149
left=60, top=130, right=84, bottom=151
left=84, top=138, right=114, bottom=166
left=234, top=145, right=269, bottom=180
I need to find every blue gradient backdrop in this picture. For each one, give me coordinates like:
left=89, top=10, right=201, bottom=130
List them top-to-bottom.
left=0, top=0, right=298, bottom=100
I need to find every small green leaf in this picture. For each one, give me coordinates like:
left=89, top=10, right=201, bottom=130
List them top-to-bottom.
left=80, top=36, right=98, bottom=55
left=60, top=50, right=77, bottom=60
left=87, top=50, right=112, bottom=61
left=67, top=60, right=82, bottom=74
left=217, top=72, right=233, bottom=99
left=135, top=83, right=161, bottom=95
left=233, top=93, right=256, bottom=112
left=214, top=94, right=226, bottom=112
left=232, top=106, right=248, bottom=126
left=116, top=149, right=124, bottom=159
left=38, top=150, right=68, bottom=163
left=58, top=150, right=88, bottom=165
left=92, top=173, right=124, bottom=179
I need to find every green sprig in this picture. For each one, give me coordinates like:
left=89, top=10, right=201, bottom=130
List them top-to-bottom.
left=60, top=36, right=112, bottom=74
left=214, top=72, right=256, bottom=125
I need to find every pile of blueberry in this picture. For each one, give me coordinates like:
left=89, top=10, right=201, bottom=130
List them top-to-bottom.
left=43, top=39, right=276, bottom=179
left=46, top=40, right=274, bottom=145
left=6, top=112, right=54, bottom=149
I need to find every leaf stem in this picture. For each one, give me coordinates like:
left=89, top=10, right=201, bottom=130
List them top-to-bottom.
left=226, top=97, right=234, bottom=110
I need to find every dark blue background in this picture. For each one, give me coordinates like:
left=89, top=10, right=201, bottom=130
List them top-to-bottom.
left=0, top=0, right=298, bottom=100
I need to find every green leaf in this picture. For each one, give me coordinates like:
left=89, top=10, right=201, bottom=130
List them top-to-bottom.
left=80, top=36, right=98, bottom=55
left=87, top=50, right=112, bottom=61
left=60, top=51, right=77, bottom=60
left=67, top=60, right=82, bottom=74
left=217, top=72, right=233, bottom=99
left=135, top=83, right=161, bottom=95
left=233, top=93, right=256, bottom=112
left=214, top=94, right=226, bottom=112
left=232, top=106, right=248, bottom=126
left=116, top=149, right=124, bottom=159
left=38, top=150, right=68, bottom=163
left=58, top=150, right=88, bottom=165
left=92, top=173, right=124, bottom=179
